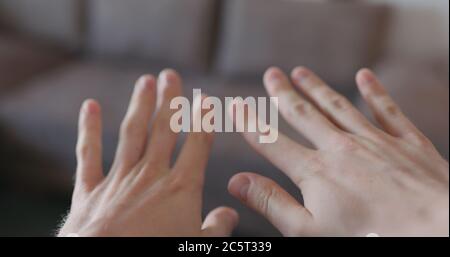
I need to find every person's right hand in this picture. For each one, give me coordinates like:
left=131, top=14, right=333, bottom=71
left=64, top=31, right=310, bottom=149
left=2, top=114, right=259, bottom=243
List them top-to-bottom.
left=228, top=67, right=449, bottom=236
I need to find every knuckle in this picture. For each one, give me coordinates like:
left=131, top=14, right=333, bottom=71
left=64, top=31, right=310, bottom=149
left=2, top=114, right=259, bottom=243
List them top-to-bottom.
left=312, top=87, right=353, bottom=113
left=330, top=95, right=351, bottom=112
left=377, top=96, right=399, bottom=116
left=290, top=101, right=311, bottom=117
left=383, top=104, right=399, bottom=116
left=120, top=119, right=143, bottom=138
left=406, top=132, right=433, bottom=147
left=330, top=134, right=359, bottom=151
left=418, top=138, right=433, bottom=148
left=76, top=143, right=91, bottom=158
left=302, top=153, right=325, bottom=175
left=78, top=174, right=95, bottom=189
left=167, top=176, right=186, bottom=192
left=255, top=185, right=277, bottom=216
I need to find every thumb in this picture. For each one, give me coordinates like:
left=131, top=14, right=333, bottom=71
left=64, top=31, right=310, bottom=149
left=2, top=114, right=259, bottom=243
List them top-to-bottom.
left=228, top=172, right=314, bottom=236
left=201, top=207, right=239, bottom=237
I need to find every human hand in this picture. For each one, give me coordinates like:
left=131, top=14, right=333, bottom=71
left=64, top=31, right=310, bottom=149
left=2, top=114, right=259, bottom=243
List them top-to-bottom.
left=228, top=67, right=449, bottom=236
left=58, top=69, right=238, bottom=237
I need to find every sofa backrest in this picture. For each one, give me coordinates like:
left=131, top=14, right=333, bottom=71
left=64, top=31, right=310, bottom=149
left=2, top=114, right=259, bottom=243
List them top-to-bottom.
left=0, top=0, right=84, bottom=50
left=0, top=0, right=390, bottom=84
left=87, top=0, right=218, bottom=72
left=214, top=0, right=389, bottom=89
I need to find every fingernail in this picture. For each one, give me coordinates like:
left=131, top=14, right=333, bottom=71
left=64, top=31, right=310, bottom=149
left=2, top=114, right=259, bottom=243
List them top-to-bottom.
left=265, top=67, right=282, bottom=82
left=292, top=67, right=310, bottom=82
left=161, top=69, right=177, bottom=84
left=359, top=69, right=375, bottom=85
left=137, top=75, right=154, bottom=91
left=83, top=99, right=99, bottom=114
left=229, top=176, right=250, bottom=201
left=239, top=182, right=250, bottom=200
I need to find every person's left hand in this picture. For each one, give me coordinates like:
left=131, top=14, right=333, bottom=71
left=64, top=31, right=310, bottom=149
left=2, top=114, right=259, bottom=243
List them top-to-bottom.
left=58, top=69, right=238, bottom=237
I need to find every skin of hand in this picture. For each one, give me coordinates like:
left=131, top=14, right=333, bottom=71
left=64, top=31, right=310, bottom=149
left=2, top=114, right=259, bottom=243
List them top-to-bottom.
left=228, top=67, right=449, bottom=236
left=58, top=69, right=238, bottom=237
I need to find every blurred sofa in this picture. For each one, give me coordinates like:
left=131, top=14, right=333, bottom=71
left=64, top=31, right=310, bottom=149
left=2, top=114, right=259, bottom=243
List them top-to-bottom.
left=0, top=0, right=447, bottom=236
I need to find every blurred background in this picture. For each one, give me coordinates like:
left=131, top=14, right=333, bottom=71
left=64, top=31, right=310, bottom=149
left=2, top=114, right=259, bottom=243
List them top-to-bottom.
left=0, top=0, right=448, bottom=236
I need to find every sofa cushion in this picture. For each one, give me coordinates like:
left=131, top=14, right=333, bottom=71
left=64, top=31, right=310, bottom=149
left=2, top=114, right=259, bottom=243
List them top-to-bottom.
left=0, top=0, right=83, bottom=49
left=88, top=0, right=217, bottom=71
left=215, top=0, right=389, bottom=89
left=0, top=36, right=67, bottom=93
